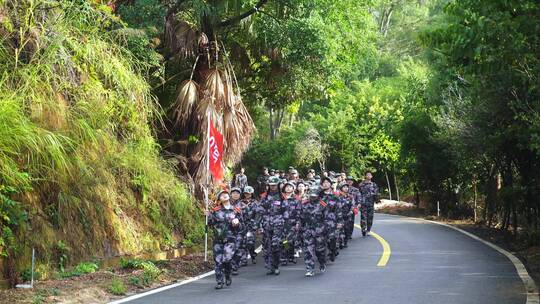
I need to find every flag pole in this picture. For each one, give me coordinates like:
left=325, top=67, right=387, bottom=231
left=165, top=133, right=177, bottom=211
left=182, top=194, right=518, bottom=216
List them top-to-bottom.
left=204, top=110, right=211, bottom=262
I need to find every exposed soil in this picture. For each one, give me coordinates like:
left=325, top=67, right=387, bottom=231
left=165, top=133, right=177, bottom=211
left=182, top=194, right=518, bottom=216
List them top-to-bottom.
left=0, top=253, right=213, bottom=304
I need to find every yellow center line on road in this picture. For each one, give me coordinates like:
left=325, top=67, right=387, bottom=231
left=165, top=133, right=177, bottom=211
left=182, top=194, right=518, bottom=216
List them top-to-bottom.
left=354, top=224, right=391, bottom=267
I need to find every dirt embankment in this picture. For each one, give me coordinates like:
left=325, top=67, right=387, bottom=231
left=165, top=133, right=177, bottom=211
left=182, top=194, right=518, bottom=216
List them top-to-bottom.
left=0, top=253, right=213, bottom=304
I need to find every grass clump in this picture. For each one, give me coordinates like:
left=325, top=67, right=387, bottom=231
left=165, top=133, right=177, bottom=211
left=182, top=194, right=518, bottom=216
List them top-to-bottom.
left=0, top=0, right=203, bottom=284
left=120, top=258, right=162, bottom=286
left=59, top=261, right=99, bottom=278
left=108, top=278, right=127, bottom=296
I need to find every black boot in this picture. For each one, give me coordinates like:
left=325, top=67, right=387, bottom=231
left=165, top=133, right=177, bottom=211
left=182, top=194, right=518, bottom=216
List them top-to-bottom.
left=215, top=281, right=224, bottom=289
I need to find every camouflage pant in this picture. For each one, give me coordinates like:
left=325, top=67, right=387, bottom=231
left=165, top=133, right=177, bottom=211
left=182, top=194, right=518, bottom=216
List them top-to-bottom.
left=360, top=205, right=374, bottom=232
left=339, top=214, right=355, bottom=245
left=345, top=214, right=355, bottom=240
left=326, top=222, right=338, bottom=260
left=281, top=226, right=300, bottom=262
left=263, top=227, right=283, bottom=270
left=245, top=229, right=257, bottom=259
left=302, top=229, right=326, bottom=271
left=232, top=232, right=247, bottom=270
left=213, top=241, right=235, bottom=283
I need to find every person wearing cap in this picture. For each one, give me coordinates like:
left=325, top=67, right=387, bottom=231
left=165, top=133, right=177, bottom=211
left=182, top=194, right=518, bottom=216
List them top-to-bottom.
left=287, top=166, right=295, bottom=179
left=256, top=167, right=270, bottom=196
left=233, top=168, right=248, bottom=192
left=289, top=169, right=300, bottom=184
left=305, top=169, right=316, bottom=186
left=359, top=171, right=379, bottom=236
left=335, top=174, right=343, bottom=185
left=260, top=176, right=288, bottom=275
left=319, top=176, right=343, bottom=262
left=346, top=176, right=360, bottom=241
left=346, top=176, right=359, bottom=194
left=281, top=181, right=300, bottom=265
left=295, top=181, right=308, bottom=201
left=337, top=183, right=354, bottom=249
left=300, top=185, right=328, bottom=276
left=242, top=186, right=260, bottom=264
left=229, top=188, right=247, bottom=274
left=208, top=190, right=242, bottom=289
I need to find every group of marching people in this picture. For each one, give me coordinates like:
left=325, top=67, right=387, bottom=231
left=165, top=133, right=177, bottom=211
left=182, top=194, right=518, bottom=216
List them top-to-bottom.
left=206, top=168, right=379, bottom=289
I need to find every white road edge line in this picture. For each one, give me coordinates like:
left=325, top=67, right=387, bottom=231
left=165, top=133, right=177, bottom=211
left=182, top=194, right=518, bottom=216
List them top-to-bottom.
left=386, top=214, right=539, bottom=304
left=108, top=246, right=263, bottom=304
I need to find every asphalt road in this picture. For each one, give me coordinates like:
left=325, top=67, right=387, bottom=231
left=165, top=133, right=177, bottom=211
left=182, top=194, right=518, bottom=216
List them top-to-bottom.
left=124, top=213, right=527, bottom=304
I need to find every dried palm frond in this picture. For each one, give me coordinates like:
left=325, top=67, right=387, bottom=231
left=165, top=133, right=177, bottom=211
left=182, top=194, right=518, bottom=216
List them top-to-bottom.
left=165, top=16, right=199, bottom=58
left=198, top=32, right=209, bottom=49
left=201, top=69, right=225, bottom=111
left=222, top=69, right=236, bottom=113
left=172, top=80, right=199, bottom=128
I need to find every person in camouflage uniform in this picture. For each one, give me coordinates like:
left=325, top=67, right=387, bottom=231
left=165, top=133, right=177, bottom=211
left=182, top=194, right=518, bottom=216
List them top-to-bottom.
left=256, top=167, right=270, bottom=196
left=233, top=168, right=248, bottom=192
left=305, top=169, right=317, bottom=186
left=359, top=171, right=379, bottom=236
left=260, top=176, right=289, bottom=275
left=346, top=176, right=360, bottom=241
left=319, top=177, right=343, bottom=262
left=281, top=181, right=301, bottom=265
left=295, top=181, right=308, bottom=201
left=337, top=183, right=354, bottom=249
left=300, top=185, right=328, bottom=277
left=242, top=186, right=261, bottom=265
left=230, top=188, right=247, bottom=274
left=208, top=190, right=242, bottom=289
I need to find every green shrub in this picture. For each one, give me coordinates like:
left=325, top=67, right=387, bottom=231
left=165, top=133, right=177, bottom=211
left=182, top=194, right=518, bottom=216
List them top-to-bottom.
left=119, top=258, right=143, bottom=269
left=120, top=258, right=161, bottom=286
left=59, top=261, right=99, bottom=278
left=20, top=267, right=41, bottom=282
left=128, top=275, right=142, bottom=287
left=108, top=278, right=127, bottom=295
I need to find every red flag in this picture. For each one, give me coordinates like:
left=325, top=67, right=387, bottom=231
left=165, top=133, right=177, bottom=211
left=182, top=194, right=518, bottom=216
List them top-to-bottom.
left=207, top=116, right=223, bottom=182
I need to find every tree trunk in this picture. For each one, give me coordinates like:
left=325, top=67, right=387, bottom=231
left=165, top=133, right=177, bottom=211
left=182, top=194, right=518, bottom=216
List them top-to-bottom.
left=269, top=107, right=275, bottom=140
left=484, top=164, right=498, bottom=227
left=384, top=169, right=392, bottom=200
left=393, top=169, right=400, bottom=202
left=473, top=177, right=478, bottom=223
left=414, top=184, right=420, bottom=207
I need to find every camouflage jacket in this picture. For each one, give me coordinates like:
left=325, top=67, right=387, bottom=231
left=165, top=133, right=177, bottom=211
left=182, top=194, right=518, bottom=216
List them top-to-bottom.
left=359, top=181, right=379, bottom=206
left=260, top=191, right=289, bottom=230
left=320, top=191, right=343, bottom=226
left=283, top=194, right=301, bottom=230
left=299, top=198, right=327, bottom=234
left=208, top=204, right=243, bottom=242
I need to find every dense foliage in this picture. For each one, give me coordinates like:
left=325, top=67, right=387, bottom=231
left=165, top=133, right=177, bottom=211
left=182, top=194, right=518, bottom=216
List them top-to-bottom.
left=1, top=0, right=539, bottom=286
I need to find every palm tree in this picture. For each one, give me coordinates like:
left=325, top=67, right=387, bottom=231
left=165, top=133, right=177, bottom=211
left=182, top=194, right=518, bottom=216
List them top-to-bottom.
left=162, top=1, right=268, bottom=193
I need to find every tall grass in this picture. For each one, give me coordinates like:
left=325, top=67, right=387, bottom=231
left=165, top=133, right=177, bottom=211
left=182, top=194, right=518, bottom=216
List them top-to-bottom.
left=0, top=0, right=203, bottom=279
